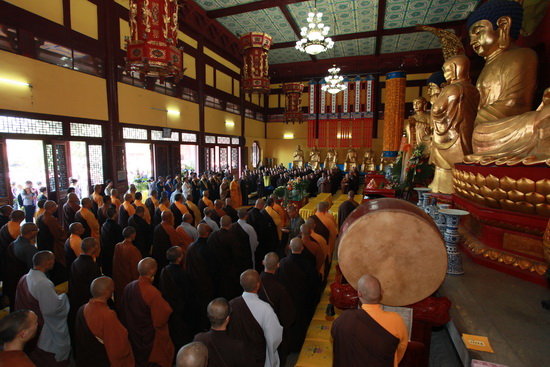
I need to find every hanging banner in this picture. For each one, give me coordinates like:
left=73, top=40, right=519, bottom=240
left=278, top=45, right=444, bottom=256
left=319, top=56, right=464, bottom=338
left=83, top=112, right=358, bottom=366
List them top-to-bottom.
left=308, top=80, right=317, bottom=118
left=351, top=118, right=362, bottom=147
left=363, top=118, right=374, bottom=148
left=307, top=119, right=316, bottom=148
left=340, top=119, right=351, bottom=147
left=318, top=120, right=328, bottom=148
left=328, top=121, right=338, bottom=148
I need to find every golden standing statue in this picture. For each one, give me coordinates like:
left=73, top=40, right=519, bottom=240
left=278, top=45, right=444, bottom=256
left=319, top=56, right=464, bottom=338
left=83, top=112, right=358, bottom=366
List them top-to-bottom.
left=463, top=0, right=550, bottom=166
left=429, top=55, right=480, bottom=194
left=405, top=97, right=432, bottom=154
left=292, top=145, right=304, bottom=168
left=309, top=147, right=321, bottom=170
left=324, top=148, right=337, bottom=170
left=343, top=148, right=358, bottom=172
left=361, top=149, right=376, bottom=172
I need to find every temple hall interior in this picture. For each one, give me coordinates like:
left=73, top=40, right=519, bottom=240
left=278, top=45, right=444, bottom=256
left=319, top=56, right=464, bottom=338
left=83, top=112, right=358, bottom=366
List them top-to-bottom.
left=0, top=0, right=549, bottom=366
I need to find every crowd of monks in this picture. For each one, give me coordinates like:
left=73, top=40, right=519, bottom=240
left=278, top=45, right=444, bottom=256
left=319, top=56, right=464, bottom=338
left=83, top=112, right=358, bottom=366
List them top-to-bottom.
left=0, top=167, right=362, bottom=367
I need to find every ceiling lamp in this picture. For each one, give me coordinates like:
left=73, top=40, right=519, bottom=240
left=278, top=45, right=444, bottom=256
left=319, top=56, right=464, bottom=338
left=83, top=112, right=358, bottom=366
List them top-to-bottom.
left=126, top=0, right=184, bottom=82
left=295, top=5, right=334, bottom=55
left=321, top=65, right=347, bottom=95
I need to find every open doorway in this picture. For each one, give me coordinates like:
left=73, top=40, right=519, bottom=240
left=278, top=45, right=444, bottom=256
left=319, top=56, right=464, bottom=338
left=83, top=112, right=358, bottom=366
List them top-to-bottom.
left=6, top=139, right=47, bottom=197
left=69, top=141, right=89, bottom=198
left=125, top=142, right=152, bottom=184
left=181, top=144, right=198, bottom=172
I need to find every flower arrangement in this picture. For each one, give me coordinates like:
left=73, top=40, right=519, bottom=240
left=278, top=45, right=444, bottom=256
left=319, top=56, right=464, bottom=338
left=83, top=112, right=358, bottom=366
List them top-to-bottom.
left=389, top=143, right=434, bottom=196
left=133, top=173, right=149, bottom=193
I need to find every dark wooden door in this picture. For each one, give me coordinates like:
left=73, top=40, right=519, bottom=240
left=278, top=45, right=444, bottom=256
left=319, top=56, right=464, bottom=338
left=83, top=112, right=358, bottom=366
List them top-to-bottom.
left=0, top=140, right=12, bottom=205
left=44, top=141, right=71, bottom=212
left=154, top=144, right=169, bottom=178
left=171, top=145, right=181, bottom=176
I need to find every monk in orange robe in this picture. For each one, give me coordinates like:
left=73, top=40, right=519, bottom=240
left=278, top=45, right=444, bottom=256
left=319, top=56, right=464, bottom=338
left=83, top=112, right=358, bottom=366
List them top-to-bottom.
left=230, top=177, right=242, bottom=208
left=92, top=184, right=104, bottom=209
left=111, top=189, right=122, bottom=212
left=119, top=194, right=135, bottom=228
left=171, top=194, right=189, bottom=228
left=271, top=194, right=287, bottom=227
left=185, top=195, right=201, bottom=227
left=154, top=196, right=171, bottom=226
left=76, top=198, right=100, bottom=241
left=264, top=198, right=282, bottom=241
left=313, top=201, right=338, bottom=256
left=304, top=217, right=330, bottom=260
left=299, top=223, right=327, bottom=278
left=113, top=227, right=142, bottom=308
left=120, top=258, right=174, bottom=367
left=75, top=276, right=135, bottom=367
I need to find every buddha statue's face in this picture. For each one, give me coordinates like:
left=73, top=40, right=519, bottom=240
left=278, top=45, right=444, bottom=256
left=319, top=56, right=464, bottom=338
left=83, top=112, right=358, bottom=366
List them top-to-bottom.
left=469, top=19, right=501, bottom=57
left=442, top=61, right=454, bottom=83
left=427, top=83, right=440, bottom=100
left=413, top=98, right=427, bottom=112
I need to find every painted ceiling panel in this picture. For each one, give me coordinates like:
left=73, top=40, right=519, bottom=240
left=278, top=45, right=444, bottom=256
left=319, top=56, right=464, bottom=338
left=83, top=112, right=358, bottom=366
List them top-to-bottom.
left=193, top=0, right=259, bottom=12
left=287, top=0, right=379, bottom=36
left=383, top=0, right=479, bottom=29
left=217, top=7, right=297, bottom=43
left=380, top=30, right=454, bottom=54
left=315, top=37, right=376, bottom=59
left=269, top=47, right=312, bottom=65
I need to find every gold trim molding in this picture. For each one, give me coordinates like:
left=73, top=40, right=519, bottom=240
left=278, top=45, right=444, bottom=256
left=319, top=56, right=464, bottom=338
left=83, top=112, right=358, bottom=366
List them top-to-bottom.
left=459, top=227, right=548, bottom=276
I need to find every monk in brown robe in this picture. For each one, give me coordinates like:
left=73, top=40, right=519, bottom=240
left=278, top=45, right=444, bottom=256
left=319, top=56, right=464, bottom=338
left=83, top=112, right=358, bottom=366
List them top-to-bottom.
left=62, top=193, right=80, bottom=232
left=213, top=200, right=226, bottom=222
left=36, top=201, right=68, bottom=284
left=312, top=201, right=337, bottom=256
left=152, top=211, right=189, bottom=281
left=305, top=216, right=330, bottom=261
left=300, top=224, right=327, bottom=278
left=112, top=226, right=142, bottom=308
left=120, top=257, right=174, bottom=367
left=331, top=274, right=408, bottom=367
left=75, top=276, right=134, bottom=367
left=0, top=309, right=38, bottom=367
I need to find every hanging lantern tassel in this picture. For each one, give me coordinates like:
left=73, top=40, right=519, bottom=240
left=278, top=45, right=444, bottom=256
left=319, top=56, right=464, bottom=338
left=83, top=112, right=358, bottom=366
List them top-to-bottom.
left=126, top=0, right=184, bottom=81
left=240, top=32, right=273, bottom=94
left=282, top=83, right=305, bottom=124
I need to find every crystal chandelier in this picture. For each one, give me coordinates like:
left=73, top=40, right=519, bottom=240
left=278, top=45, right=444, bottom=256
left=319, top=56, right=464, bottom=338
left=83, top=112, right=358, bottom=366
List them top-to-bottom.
left=295, top=6, right=334, bottom=55
left=321, top=65, right=347, bottom=95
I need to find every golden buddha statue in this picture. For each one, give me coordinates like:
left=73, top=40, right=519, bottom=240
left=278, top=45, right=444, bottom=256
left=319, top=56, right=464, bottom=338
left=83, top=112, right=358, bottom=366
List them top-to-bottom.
left=463, top=0, right=549, bottom=166
left=429, top=55, right=480, bottom=194
left=426, top=71, right=446, bottom=106
left=405, top=97, right=432, bottom=154
left=292, top=145, right=304, bottom=168
left=309, top=147, right=321, bottom=170
left=324, top=148, right=337, bottom=170
left=343, top=148, right=358, bottom=172
left=361, top=149, right=376, bottom=172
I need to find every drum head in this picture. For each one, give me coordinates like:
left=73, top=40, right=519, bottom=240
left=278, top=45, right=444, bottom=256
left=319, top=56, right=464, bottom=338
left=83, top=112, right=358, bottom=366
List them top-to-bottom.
left=338, top=199, right=447, bottom=306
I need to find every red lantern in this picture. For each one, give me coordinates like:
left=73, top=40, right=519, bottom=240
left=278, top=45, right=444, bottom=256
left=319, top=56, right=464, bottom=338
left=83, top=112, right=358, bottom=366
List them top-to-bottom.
left=126, top=0, right=184, bottom=81
left=240, top=32, right=272, bottom=94
left=282, top=82, right=304, bottom=124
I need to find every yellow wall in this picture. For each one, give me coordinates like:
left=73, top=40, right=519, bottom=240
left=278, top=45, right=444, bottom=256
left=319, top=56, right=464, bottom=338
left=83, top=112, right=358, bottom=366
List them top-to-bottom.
left=6, top=0, right=63, bottom=25
left=70, top=0, right=98, bottom=39
left=178, top=31, right=197, bottom=49
left=203, top=47, right=240, bottom=74
left=0, top=51, right=108, bottom=120
left=184, top=54, right=196, bottom=79
left=205, top=65, right=214, bottom=87
left=216, top=70, right=232, bottom=95
left=118, top=82, right=199, bottom=131
left=204, top=107, right=241, bottom=135
left=244, top=118, right=265, bottom=139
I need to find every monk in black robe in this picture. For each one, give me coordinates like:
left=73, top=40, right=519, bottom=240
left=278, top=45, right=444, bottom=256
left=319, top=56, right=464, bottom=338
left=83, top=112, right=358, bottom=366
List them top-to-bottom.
left=338, top=190, right=360, bottom=229
left=222, top=198, right=238, bottom=223
left=246, top=199, right=271, bottom=271
left=128, top=206, right=153, bottom=258
left=100, top=208, right=123, bottom=277
left=0, top=209, right=25, bottom=285
left=152, top=211, right=187, bottom=283
left=207, top=216, right=243, bottom=301
left=229, top=221, right=253, bottom=274
left=185, top=223, right=214, bottom=333
left=68, top=237, right=101, bottom=346
left=277, top=238, right=320, bottom=352
left=159, top=246, right=196, bottom=351
left=259, top=252, right=296, bottom=365
left=193, top=297, right=254, bottom=367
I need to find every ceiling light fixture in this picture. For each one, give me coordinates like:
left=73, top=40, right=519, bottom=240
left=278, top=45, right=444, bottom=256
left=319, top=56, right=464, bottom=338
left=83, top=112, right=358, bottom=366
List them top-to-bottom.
left=295, top=2, right=333, bottom=55
left=321, top=65, right=347, bottom=95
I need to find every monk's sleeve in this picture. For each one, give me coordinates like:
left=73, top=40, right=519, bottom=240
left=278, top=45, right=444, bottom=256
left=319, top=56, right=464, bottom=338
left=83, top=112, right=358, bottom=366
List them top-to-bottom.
left=35, top=282, right=70, bottom=318
left=146, top=287, right=172, bottom=329
left=103, top=309, right=135, bottom=367
left=394, top=314, right=409, bottom=364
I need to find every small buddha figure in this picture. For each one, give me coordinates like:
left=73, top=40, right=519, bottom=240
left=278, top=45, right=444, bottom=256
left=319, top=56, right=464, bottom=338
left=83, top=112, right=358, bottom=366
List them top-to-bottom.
left=463, top=0, right=549, bottom=165
left=429, top=55, right=480, bottom=194
left=405, top=97, right=432, bottom=154
left=293, top=145, right=304, bottom=168
left=309, top=147, right=321, bottom=170
left=324, top=148, right=337, bottom=170
left=343, top=148, right=358, bottom=172
left=361, top=149, right=376, bottom=172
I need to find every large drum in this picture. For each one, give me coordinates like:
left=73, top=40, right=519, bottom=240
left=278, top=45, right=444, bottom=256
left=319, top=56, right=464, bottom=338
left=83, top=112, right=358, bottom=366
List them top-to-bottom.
left=338, top=198, right=447, bottom=306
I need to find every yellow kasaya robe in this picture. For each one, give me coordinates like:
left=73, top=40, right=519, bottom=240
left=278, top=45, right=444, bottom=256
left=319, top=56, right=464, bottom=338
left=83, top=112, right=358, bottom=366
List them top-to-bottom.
left=229, top=180, right=242, bottom=208
left=265, top=206, right=282, bottom=240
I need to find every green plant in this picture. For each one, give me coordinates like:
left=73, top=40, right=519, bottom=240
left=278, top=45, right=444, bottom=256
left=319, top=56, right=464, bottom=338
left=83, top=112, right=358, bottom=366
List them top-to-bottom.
left=273, top=186, right=286, bottom=198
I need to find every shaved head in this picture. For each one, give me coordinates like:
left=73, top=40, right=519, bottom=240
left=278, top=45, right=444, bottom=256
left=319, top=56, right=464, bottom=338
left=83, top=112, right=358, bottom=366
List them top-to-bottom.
left=348, top=190, right=355, bottom=199
left=68, top=193, right=79, bottom=203
left=255, top=199, right=265, bottom=210
left=44, top=200, right=57, bottom=211
left=317, top=201, right=329, bottom=212
left=237, top=209, right=248, bottom=220
left=161, top=210, right=173, bottom=222
left=183, top=213, right=193, bottom=223
left=220, top=215, right=232, bottom=228
left=305, top=217, right=316, bottom=228
left=69, top=222, right=84, bottom=235
left=198, top=223, right=211, bottom=238
left=299, top=224, right=311, bottom=237
left=81, top=237, right=97, bottom=254
left=289, top=237, right=304, bottom=254
left=32, top=251, right=54, bottom=268
left=263, top=252, right=279, bottom=272
left=138, top=257, right=157, bottom=277
left=240, top=269, right=260, bottom=293
left=357, top=274, right=382, bottom=304
left=90, top=276, right=114, bottom=299
left=207, top=298, right=230, bottom=328
left=176, top=342, right=208, bottom=367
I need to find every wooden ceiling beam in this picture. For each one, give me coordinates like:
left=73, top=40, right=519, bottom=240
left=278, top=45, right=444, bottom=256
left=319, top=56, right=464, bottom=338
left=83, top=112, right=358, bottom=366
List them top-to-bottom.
left=206, top=0, right=309, bottom=19
left=375, top=0, right=387, bottom=56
